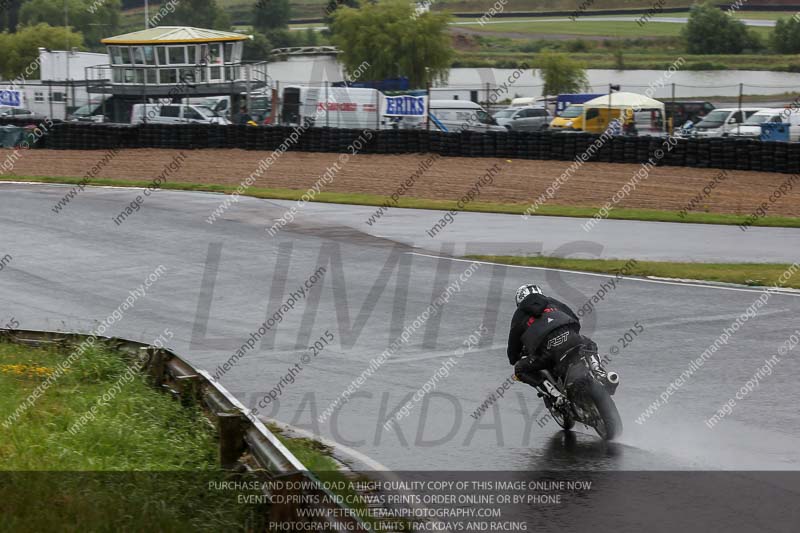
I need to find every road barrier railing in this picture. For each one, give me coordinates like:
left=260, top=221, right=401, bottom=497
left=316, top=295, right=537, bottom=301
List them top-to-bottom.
left=0, top=327, right=370, bottom=532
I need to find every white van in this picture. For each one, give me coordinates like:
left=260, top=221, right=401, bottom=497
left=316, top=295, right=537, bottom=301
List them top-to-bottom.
left=281, top=85, right=385, bottom=129
left=183, top=96, right=231, bottom=118
left=510, top=96, right=548, bottom=108
left=426, top=100, right=506, bottom=133
left=131, top=103, right=231, bottom=125
left=691, top=107, right=765, bottom=137
left=729, top=108, right=800, bottom=142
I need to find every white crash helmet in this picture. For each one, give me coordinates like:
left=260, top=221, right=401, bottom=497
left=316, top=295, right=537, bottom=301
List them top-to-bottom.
left=515, top=284, right=543, bottom=306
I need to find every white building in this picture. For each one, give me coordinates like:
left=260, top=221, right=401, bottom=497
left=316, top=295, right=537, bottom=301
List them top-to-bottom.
left=267, top=47, right=345, bottom=87
left=8, top=48, right=108, bottom=120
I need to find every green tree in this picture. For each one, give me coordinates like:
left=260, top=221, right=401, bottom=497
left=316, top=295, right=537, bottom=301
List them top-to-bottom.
left=1, top=0, right=23, bottom=33
left=18, top=0, right=120, bottom=47
left=166, top=0, right=230, bottom=30
left=252, top=0, right=291, bottom=32
left=324, top=0, right=358, bottom=21
left=330, top=0, right=452, bottom=88
left=682, top=2, right=761, bottom=54
left=771, top=17, right=800, bottom=53
left=0, top=23, right=84, bottom=79
left=304, top=27, right=319, bottom=46
left=263, top=28, right=296, bottom=48
left=242, top=32, right=272, bottom=61
left=537, top=50, right=589, bottom=95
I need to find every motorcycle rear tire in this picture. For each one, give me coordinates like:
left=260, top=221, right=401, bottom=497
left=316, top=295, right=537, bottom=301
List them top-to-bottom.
left=588, top=380, right=623, bottom=440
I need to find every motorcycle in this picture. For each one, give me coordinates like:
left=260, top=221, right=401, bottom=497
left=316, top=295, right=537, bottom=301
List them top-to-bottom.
left=539, top=347, right=622, bottom=440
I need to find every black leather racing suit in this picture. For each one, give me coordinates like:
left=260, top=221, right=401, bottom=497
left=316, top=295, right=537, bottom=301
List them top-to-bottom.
left=507, top=293, right=593, bottom=387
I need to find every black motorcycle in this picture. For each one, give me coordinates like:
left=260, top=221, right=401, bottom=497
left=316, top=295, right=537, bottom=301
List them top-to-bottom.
left=540, top=348, right=622, bottom=440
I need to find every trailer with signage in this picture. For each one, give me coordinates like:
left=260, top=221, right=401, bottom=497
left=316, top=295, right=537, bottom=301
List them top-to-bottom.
left=281, top=85, right=385, bottom=129
left=280, top=86, right=431, bottom=130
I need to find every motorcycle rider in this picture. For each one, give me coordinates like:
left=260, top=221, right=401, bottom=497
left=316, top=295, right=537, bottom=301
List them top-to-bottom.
left=507, top=284, right=600, bottom=406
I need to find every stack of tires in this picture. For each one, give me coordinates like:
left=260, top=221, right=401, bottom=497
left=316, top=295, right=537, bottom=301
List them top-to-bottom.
left=25, top=123, right=800, bottom=175
left=496, top=130, right=513, bottom=159
left=523, top=132, right=536, bottom=160
left=537, top=132, right=553, bottom=161
left=669, top=138, right=688, bottom=167
left=695, top=138, right=711, bottom=168
left=721, top=138, right=737, bottom=170
left=733, top=138, right=752, bottom=171
left=773, top=142, right=788, bottom=173
left=788, top=143, right=800, bottom=174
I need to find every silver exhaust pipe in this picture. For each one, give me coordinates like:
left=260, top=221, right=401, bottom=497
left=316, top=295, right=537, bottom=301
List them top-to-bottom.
left=606, top=372, right=620, bottom=384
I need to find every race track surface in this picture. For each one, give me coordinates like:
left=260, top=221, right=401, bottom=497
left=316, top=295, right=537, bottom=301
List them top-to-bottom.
left=2, top=183, right=799, bottom=473
left=267, top=199, right=800, bottom=263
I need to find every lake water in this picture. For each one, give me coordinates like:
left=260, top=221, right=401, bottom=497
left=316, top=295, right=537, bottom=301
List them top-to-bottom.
left=268, top=57, right=800, bottom=98
left=446, top=68, right=800, bottom=98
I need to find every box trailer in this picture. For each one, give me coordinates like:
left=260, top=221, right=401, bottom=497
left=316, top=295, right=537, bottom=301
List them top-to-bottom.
left=281, top=85, right=385, bottom=129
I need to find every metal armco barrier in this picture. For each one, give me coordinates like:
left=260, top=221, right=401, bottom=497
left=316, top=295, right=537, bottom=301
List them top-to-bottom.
left=34, top=123, right=800, bottom=175
left=0, top=327, right=370, bottom=532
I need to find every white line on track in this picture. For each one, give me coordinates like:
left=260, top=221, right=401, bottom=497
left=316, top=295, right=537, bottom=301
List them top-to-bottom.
left=8, top=181, right=798, bottom=295
left=406, top=252, right=800, bottom=297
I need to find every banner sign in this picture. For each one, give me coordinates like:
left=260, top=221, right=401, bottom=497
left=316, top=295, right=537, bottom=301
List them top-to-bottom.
left=0, top=90, right=21, bottom=107
left=384, top=95, right=427, bottom=117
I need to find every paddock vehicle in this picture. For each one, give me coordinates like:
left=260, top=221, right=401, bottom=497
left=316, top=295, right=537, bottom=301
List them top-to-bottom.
left=280, top=85, right=386, bottom=129
left=183, top=93, right=272, bottom=123
left=554, top=93, right=603, bottom=115
left=580, top=93, right=666, bottom=136
left=183, top=96, right=231, bottom=118
left=509, top=96, right=550, bottom=108
left=66, top=100, right=110, bottom=123
left=424, top=100, right=507, bottom=133
left=663, top=100, right=715, bottom=129
left=130, top=103, right=230, bottom=125
left=549, top=104, right=586, bottom=131
left=0, top=106, right=47, bottom=121
left=493, top=106, right=551, bottom=131
left=690, top=107, right=765, bottom=138
left=728, top=108, right=800, bottom=142
left=539, top=345, right=622, bottom=440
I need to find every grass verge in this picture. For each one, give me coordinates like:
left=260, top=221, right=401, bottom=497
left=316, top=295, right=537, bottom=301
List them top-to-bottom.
left=5, top=174, right=800, bottom=229
left=467, top=255, right=800, bottom=288
left=0, top=339, right=360, bottom=531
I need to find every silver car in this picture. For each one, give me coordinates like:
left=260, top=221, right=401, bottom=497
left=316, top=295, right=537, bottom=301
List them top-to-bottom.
left=0, top=106, right=48, bottom=121
left=493, top=106, right=551, bottom=131
left=691, top=108, right=765, bottom=138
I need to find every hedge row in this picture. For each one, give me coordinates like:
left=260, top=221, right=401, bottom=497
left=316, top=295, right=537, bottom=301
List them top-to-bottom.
left=31, top=123, right=800, bottom=174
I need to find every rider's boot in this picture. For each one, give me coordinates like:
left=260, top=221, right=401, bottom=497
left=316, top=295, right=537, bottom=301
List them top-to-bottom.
left=588, top=352, right=619, bottom=394
left=589, top=353, right=607, bottom=378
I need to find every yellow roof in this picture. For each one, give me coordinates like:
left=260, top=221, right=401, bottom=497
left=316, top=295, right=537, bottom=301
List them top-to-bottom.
left=102, top=26, right=250, bottom=45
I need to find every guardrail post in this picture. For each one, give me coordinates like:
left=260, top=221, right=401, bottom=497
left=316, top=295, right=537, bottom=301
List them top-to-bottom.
left=145, top=347, right=167, bottom=384
left=175, top=374, right=203, bottom=407
left=218, top=412, right=248, bottom=469
left=269, top=472, right=305, bottom=525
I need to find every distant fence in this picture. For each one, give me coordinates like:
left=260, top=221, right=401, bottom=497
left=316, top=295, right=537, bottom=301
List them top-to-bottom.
left=22, top=122, right=800, bottom=175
